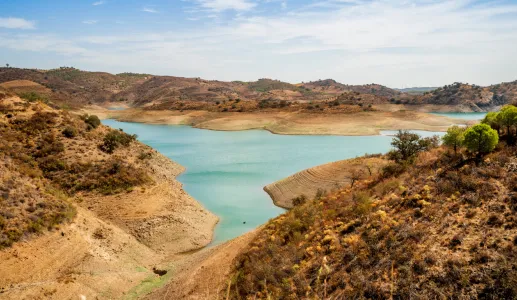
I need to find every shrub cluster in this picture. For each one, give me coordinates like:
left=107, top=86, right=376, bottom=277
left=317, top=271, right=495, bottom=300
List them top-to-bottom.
left=99, top=129, right=137, bottom=154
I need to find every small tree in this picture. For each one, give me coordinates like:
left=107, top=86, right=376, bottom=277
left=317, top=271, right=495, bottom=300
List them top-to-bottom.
left=498, top=105, right=517, bottom=144
left=482, top=112, right=501, bottom=134
left=463, top=124, right=498, bottom=157
left=442, top=125, right=465, bottom=153
left=388, top=130, right=439, bottom=162
left=347, top=169, right=365, bottom=188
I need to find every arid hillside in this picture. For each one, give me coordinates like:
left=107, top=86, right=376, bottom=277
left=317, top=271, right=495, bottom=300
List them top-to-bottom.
left=2, top=67, right=514, bottom=112
left=301, top=79, right=403, bottom=99
left=397, top=81, right=517, bottom=111
left=0, top=90, right=217, bottom=299
left=228, top=131, right=517, bottom=299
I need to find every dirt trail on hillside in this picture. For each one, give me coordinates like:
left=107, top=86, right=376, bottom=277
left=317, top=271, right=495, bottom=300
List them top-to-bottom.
left=84, top=108, right=459, bottom=136
left=264, top=156, right=388, bottom=208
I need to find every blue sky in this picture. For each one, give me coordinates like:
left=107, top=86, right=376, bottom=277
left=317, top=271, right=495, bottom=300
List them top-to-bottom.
left=1, top=0, right=516, bottom=87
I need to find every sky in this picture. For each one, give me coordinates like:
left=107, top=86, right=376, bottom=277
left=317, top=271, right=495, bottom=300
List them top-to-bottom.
left=0, top=0, right=516, bottom=88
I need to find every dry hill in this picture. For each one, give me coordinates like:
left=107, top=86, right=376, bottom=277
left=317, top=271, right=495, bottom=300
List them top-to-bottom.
left=0, top=90, right=217, bottom=299
left=228, top=140, right=517, bottom=299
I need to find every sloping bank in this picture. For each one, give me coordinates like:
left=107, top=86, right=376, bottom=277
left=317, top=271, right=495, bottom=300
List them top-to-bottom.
left=0, top=95, right=218, bottom=299
left=83, top=107, right=457, bottom=136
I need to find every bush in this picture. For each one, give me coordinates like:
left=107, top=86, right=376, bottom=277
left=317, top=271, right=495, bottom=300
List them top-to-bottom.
left=19, top=92, right=48, bottom=103
left=84, top=115, right=101, bottom=130
left=62, top=126, right=77, bottom=138
left=99, top=130, right=137, bottom=154
left=388, top=130, right=439, bottom=162
left=138, top=151, right=152, bottom=160
left=291, top=195, right=307, bottom=206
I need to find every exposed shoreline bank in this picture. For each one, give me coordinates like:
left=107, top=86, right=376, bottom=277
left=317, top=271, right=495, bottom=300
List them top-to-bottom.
left=82, top=107, right=470, bottom=136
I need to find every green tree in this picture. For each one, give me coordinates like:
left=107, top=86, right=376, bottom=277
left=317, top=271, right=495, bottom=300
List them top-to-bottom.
left=498, top=105, right=517, bottom=143
left=481, top=111, right=501, bottom=134
left=463, top=124, right=499, bottom=157
left=442, top=125, right=465, bottom=153
left=387, top=130, right=439, bottom=162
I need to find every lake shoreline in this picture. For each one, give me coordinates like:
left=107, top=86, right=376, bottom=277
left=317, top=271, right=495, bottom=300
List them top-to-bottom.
left=84, top=107, right=473, bottom=136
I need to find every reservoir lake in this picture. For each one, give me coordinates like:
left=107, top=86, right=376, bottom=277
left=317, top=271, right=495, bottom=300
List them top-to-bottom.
left=103, top=120, right=445, bottom=244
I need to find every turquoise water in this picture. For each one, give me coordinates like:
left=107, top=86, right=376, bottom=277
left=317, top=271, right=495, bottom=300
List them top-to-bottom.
left=107, top=107, right=128, bottom=111
left=431, top=112, right=487, bottom=120
left=102, top=120, right=443, bottom=244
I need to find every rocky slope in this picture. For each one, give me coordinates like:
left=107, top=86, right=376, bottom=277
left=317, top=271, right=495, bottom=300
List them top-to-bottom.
left=0, top=91, right=217, bottom=299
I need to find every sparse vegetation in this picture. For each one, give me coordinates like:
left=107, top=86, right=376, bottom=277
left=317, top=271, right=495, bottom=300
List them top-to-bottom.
left=19, top=91, right=48, bottom=103
left=0, top=96, right=152, bottom=249
left=229, top=125, right=517, bottom=299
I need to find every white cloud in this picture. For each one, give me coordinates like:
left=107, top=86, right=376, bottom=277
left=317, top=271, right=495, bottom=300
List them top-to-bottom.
left=1, top=0, right=517, bottom=87
left=192, top=0, right=256, bottom=12
left=92, top=1, right=105, bottom=6
left=142, top=7, right=159, bottom=13
left=0, top=17, right=35, bottom=29
left=82, top=20, right=98, bottom=25
left=0, top=34, right=87, bottom=56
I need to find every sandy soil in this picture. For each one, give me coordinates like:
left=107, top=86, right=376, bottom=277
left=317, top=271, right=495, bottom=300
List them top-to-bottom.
left=83, top=108, right=462, bottom=136
left=264, top=156, right=389, bottom=209
left=144, top=229, right=261, bottom=300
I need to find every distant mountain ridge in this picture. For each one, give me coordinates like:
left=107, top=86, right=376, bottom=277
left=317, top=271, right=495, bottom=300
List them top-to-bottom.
left=0, top=67, right=515, bottom=111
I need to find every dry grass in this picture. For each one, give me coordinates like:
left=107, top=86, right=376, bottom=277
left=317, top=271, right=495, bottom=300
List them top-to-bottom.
left=0, top=96, right=152, bottom=249
left=230, top=146, right=517, bottom=299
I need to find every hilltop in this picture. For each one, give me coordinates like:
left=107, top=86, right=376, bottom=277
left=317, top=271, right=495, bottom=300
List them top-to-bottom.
left=1, top=67, right=515, bottom=112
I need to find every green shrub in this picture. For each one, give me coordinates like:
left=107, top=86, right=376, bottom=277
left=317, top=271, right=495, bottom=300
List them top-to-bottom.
left=19, top=92, right=48, bottom=103
left=84, top=115, right=101, bottom=130
left=62, top=126, right=77, bottom=138
left=99, top=130, right=137, bottom=154
left=138, top=151, right=152, bottom=160
left=352, top=191, right=372, bottom=215
left=291, top=195, right=307, bottom=206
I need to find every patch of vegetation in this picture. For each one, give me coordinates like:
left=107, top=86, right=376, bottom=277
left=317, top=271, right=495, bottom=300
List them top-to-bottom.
left=19, top=91, right=48, bottom=103
left=81, top=114, right=101, bottom=130
left=62, top=126, right=77, bottom=138
left=99, top=129, right=137, bottom=154
left=387, top=130, right=439, bottom=162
